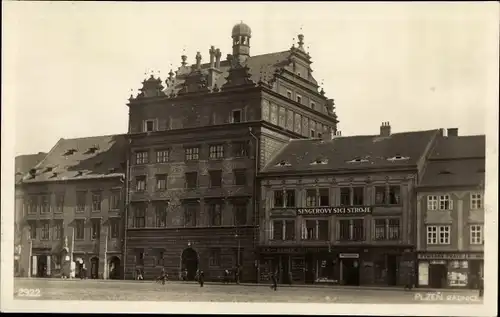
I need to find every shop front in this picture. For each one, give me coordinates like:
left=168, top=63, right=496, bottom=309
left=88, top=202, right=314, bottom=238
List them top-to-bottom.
left=417, top=252, right=483, bottom=289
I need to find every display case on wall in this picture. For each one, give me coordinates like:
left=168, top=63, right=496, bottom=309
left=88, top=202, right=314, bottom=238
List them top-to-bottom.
left=447, top=260, right=468, bottom=287
left=418, top=261, right=429, bottom=286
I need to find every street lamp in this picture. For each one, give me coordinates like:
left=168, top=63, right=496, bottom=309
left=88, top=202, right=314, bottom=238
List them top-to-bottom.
left=235, top=233, right=241, bottom=284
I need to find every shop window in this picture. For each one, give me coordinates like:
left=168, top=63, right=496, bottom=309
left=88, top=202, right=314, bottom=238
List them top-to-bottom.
left=209, top=144, right=224, bottom=160
left=209, top=170, right=222, bottom=187
left=375, top=186, right=386, bottom=204
left=388, top=186, right=400, bottom=205
left=340, top=187, right=351, bottom=206
left=352, top=187, right=364, bottom=205
left=306, top=189, right=317, bottom=207
left=319, top=189, right=329, bottom=206
left=273, top=190, right=284, bottom=208
left=285, top=190, right=296, bottom=207
left=470, top=193, right=483, bottom=210
left=427, top=195, right=438, bottom=211
left=439, top=195, right=453, bottom=210
left=209, top=202, right=222, bottom=226
left=184, top=204, right=198, bottom=227
left=418, top=262, right=429, bottom=286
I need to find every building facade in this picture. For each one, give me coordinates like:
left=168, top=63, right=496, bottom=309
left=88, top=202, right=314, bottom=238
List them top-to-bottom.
left=124, top=22, right=338, bottom=282
left=258, top=124, right=441, bottom=286
left=416, top=129, right=485, bottom=289
left=17, top=135, right=128, bottom=279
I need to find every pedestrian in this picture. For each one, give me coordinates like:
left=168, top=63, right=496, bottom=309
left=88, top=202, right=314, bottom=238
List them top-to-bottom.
left=235, top=266, right=240, bottom=284
left=224, top=269, right=230, bottom=284
left=199, top=270, right=205, bottom=287
left=288, top=271, right=293, bottom=286
left=270, top=272, right=277, bottom=291
left=478, top=274, right=484, bottom=297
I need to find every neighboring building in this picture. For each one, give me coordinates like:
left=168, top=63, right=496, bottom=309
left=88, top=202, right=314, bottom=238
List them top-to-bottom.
left=124, top=22, right=338, bottom=282
left=258, top=123, right=441, bottom=286
left=415, top=129, right=485, bottom=289
left=17, top=134, right=128, bottom=279
left=14, top=152, right=47, bottom=276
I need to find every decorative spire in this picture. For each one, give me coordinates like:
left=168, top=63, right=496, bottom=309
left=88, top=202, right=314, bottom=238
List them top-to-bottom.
left=298, top=34, right=304, bottom=50
left=195, top=51, right=202, bottom=69
left=181, top=54, right=187, bottom=66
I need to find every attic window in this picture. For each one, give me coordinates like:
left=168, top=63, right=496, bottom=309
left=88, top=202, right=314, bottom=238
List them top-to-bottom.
left=85, top=145, right=99, bottom=154
left=64, top=149, right=77, bottom=156
left=387, top=155, right=410, bottom=162
left=311, top=158, right=328, bottom=165
left=347, top=158, right=369, bottom=163
left=276, top=160, right=291, bottom=167
left=94, top=161, right=103, bottom=167
left=44, top=167, right=53, bottom=172
left=439, top=170, right=452, bottom=175
left=75, top=171, right=83, bottom=177
left=50, top=172, right=58, bottom=179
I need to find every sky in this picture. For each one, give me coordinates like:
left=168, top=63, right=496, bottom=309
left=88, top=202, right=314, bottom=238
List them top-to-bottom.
left=2, top=2, right=499, bottom=155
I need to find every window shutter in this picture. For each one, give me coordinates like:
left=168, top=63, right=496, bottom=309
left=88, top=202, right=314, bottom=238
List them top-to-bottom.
left=449, top=197, right=453, bottom=210
left=301, top=221, right=306, bottom=239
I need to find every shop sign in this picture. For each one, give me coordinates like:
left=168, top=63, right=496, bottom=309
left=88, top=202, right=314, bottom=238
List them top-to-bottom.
left=297, top=206, right=372, bottom=216
left=260, top=247, right=303, bottom=254
left=339, top=253, right=359, bottom=259
left=418, top=253, right=483, bottom=260
left=430, top=260, right=446, bottom=265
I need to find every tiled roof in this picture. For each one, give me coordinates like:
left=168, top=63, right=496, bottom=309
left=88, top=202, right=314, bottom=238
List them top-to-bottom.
left=164, top=51, right=291, bottom=95
left=261, top=129, right=440, bottom=174
left=21, top=134, right=128, bottom=183
left=419, top=135, right=486, bottom=188
left=430, top=135, right=485, bottom=159
left=15, top=152, right=47, bottom=183
left=419, top=158, right=485, bottom=188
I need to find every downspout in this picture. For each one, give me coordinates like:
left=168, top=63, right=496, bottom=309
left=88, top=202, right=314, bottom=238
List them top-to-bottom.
left=249, top=127, right=259, bottom=283
left=122, top=147, right=131, bottom=280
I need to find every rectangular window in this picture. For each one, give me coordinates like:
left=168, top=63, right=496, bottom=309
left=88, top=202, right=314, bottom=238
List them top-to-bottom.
left=286, top=90, right=292, bottom=99
left=296, top=95, right=302, bottom=104
left=310, top=101, right=315, bottom=110
left=232, top=110, right=242, bottom=123
left=144, top=120, right=155, bottom=132
left=310, top=129, right=315, bottom=138
left=232, top=141, right=248, bottom=157
left=209, top=144, right=224, bottom=159
left=185, top=147, right=200, bottom=161
left=156, top=149, right=170, bottom=163
left=135, top=151, right=149, bottom=165
left=234, top=169, right=247, bottom=186
left=209, top=170, right=222, bottom=187
left=185, top=172, right=198, bottom=189
left=156, top=174, right=167, bottom=191
left=136, top=176, right=147, bottom=191
left=375, top=186, right=386, bottom=205
left=388, top=186, right=400, bottom=205
left=340, top=187, right=351, bottom=206
left=352, top=187, right=364, bottom=206
left=306, top=189, right=317, bottom=207
left=319, top=189, right=329, bottom=206
left=273, top=190, right=284, bottom=208
left=285, top=190, right=296, bottom=207
left=76, top=191, right=86, bottom=212
left=110, top=191, right=121, bottom=210
left=91, top=192, right=102, bottom=212
left=55, top=193, right=64, bottom=213
left=470, top=193, right=483, bottom=210
left=41, top=195, right=50, bottom=213
left=427, top=195, right=438, bottom=211
left=439, top=195, right=453, bottom=210
left=28, top=196, right=38, bottom=214
left=209, top=202, right=222, bottom=226
left=233, top=202, right=247, bottom=226
left=155, top=203, right=167, bottom=228
left=183, top=204, right=198, bottom=227
left=134, top=207, right=146, bottom=228
left=388, top=218, right=400, bottom=240
left=75, top=219, right=85, bottom=240
left=91, top=219, right=101, bottom=240
left=110, top=219, right=119, bottom=239
left=352, top=219, right=364, bottom=241
left=374, top=219, right=386, bottom=240
left=272, top=220, right=283, bottom=240
left=272, top=220, right=296, bottom=240
left=285, top=220, right=295, bottom=240
left=304, top=220, right=317, bottom=240
left=318, top=220, right=329, bottom=241
left=339, top=220, right=350, bottom=241
left=41, top=221, right=50, bottom=240
left=53, top=221, right=63, bottom=240
left=29, top=222, right=37, bottom=239
left=470, top=225, right=483, bottom=245
left=426, top=226, right=438, bottom=244
left=438, top=226, right=450, bottom=244
left=209, top=249, right=221, bottom=266
left=156, top=251, right=164, bottom=267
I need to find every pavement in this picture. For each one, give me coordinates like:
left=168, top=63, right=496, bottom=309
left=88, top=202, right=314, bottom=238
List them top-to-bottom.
left=13, top=277, right=483, bottom=304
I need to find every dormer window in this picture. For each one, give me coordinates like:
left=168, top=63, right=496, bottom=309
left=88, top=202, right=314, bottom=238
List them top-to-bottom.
left=296, top=95, right=302, bottom=104
left=85, top=145, right=99, bottom=154
left=64, top=149, right=77, bottom=156
left=387, top=155, right=410, bottom=162
left=311, top=158, right=328, bottom=165
left=347, top=158, right=369, bottom=163
left=276, top=160, right=291, bottom=167
left=44, top=167, right=53, bottom=173
left=75, top=171, right=83, bottom=177
left=50, top=172, right=58, bottom=179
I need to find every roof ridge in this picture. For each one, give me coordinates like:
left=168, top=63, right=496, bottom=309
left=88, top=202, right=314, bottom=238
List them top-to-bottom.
left=189, top=50, right=290, bottom=68
left=58, top=133, right=126, bottom=142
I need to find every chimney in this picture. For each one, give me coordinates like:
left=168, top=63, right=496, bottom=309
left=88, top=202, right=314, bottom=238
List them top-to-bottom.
left=209, top=46, right=216, bottom=68
left=215, top=48, right=221, bottom=69
left=380, top=122, right=391, bottom=137
left=447, top=128, right=458, bottom=137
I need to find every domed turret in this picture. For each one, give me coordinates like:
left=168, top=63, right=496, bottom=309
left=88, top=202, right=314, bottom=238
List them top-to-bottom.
left=231, top=21, right=251, bottom=65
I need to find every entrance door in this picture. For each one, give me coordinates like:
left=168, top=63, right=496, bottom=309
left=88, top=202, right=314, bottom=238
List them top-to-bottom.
left=181, top=248, right=198, bottom=281
left=305, top=253, right=315, bottom=284
left=37, top=255, right=48, bottom=278
left=387, top=255, right=398, bottom=286
left=281, top=256, right=291, bottom=284
left=90, top=257, right=99, bottom=279
left=109, top=257, right=121, bottom=279
left=342, top=259, right=360, bottom=286
left=429, top=264, right=447, bottom=288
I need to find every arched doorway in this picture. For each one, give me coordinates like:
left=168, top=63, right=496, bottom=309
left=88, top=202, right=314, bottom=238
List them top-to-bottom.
left=181, top=248, right=198, bottom=281
left=108, top=256, right=121, bottom=279
left=90, top=257, right=99, bottom=279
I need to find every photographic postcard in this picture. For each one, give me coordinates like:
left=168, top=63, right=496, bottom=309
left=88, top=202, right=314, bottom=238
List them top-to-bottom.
left=1, top=2, right=498, bottom=316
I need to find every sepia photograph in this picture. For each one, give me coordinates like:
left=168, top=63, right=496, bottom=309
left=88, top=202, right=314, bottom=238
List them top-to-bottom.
left=1, top=1, right=498, bottom=315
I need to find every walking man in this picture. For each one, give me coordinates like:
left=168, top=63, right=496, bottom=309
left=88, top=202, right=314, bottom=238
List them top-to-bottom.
left=199, top=270, right=205, bottom=287
left=270, top=272, right=277, bottom=291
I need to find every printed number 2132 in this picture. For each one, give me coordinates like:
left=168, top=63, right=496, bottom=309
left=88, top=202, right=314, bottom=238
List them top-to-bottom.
left=17, top=288, right=41, bottom=297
